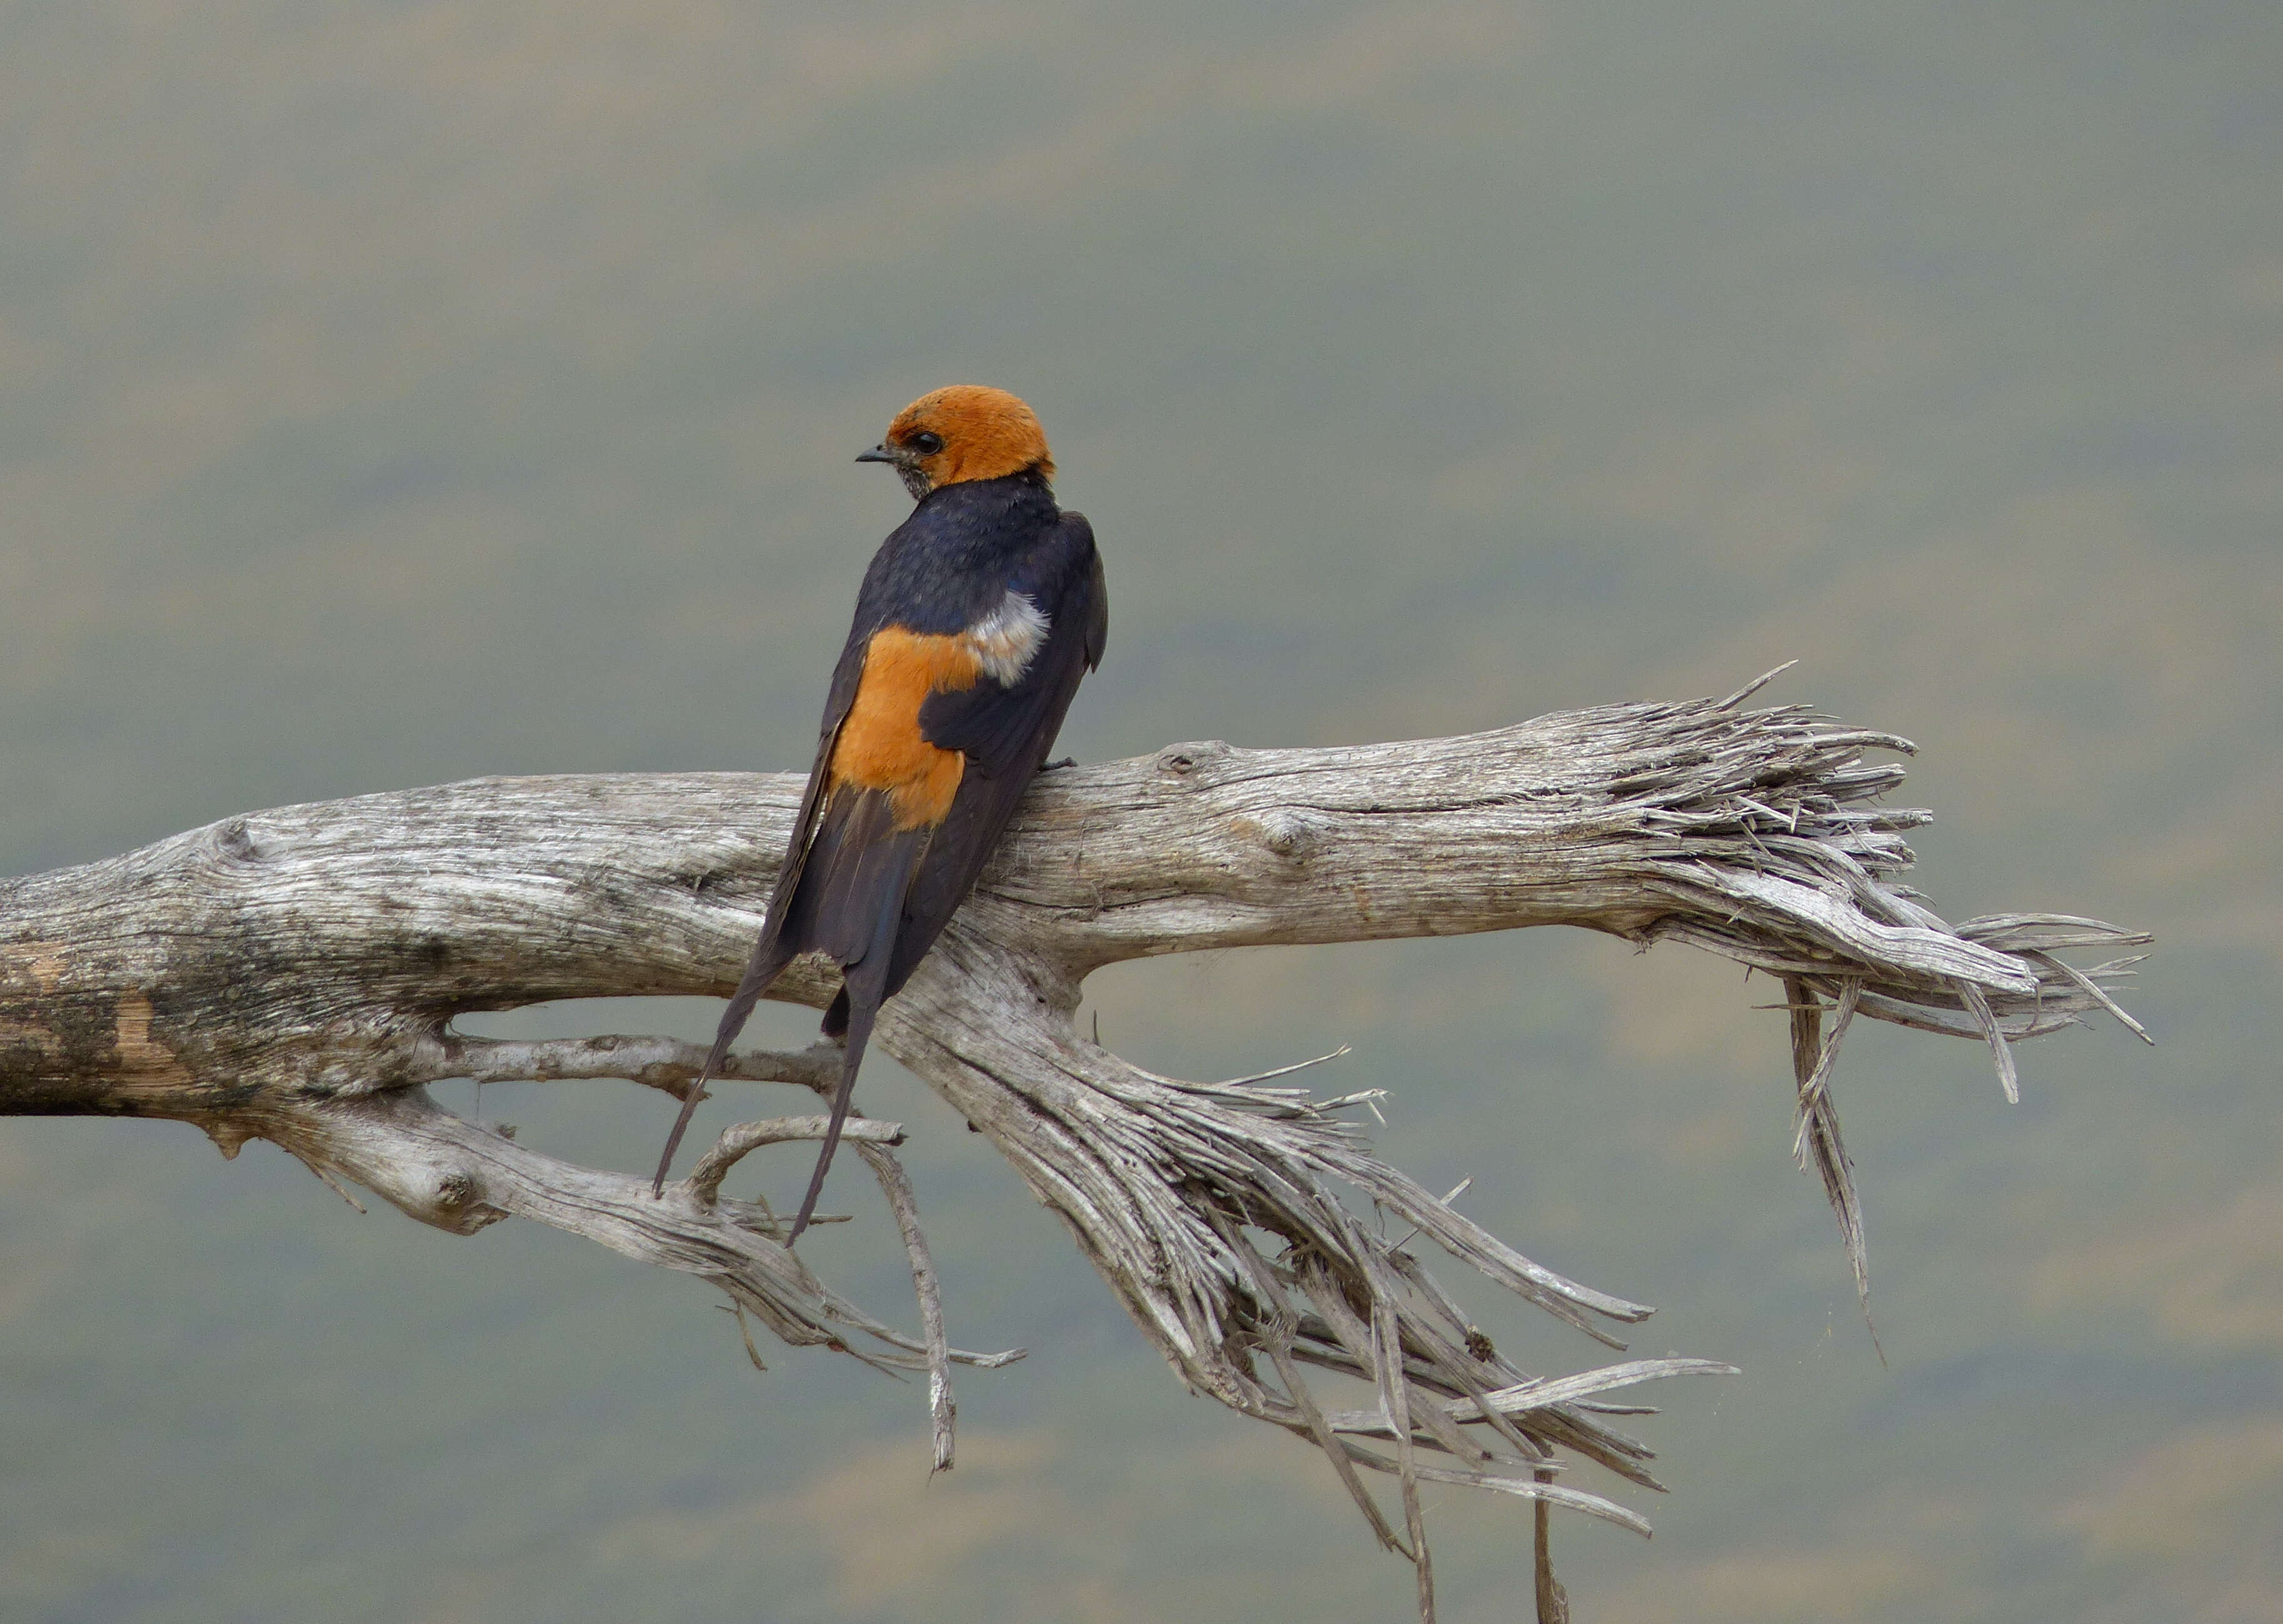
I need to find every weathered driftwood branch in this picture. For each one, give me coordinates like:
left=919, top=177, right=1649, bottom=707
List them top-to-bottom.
left=0, top=679, right=2148, bottom=1620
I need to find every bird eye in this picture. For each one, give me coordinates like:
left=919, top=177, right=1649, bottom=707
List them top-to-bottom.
left=910, top=431, right=945, bottom=455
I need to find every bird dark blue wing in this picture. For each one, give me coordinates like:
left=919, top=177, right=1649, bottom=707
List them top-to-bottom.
left=916, top=512, right=1105, bottom=774
left=885, top=514, right=1103, bottom=995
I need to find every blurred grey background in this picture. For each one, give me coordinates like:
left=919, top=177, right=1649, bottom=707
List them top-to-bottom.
left=3, top=3, right=2277, bottom=1620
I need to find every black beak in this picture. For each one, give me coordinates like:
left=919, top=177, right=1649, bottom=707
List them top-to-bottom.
left=855, top=444, right=899, bottom=464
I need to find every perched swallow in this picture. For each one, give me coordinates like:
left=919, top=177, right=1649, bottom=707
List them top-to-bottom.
left=652, top=386, right=1106, bottom=1241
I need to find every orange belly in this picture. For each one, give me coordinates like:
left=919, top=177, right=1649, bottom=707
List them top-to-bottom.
left=828, top=627, right=978, bottom=827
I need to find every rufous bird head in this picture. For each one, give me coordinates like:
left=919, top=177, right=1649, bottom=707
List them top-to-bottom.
left=857, top=385, right=1055, bottom=499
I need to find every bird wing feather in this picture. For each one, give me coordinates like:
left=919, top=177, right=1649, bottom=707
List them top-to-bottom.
left=888, top=516, right=1103, bottom=993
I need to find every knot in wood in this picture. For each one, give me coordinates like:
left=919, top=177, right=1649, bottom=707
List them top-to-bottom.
left=1155, top=740, right=1230, bottom=779
left=1251, top=809, right=1320, bottom=861
left=214, top=818, right=261, bottom=863
left=413, top=1163, right=504, bottom=1233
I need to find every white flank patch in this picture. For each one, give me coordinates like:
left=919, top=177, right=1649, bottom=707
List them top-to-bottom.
left=962, top=590, right=1050, bottom=684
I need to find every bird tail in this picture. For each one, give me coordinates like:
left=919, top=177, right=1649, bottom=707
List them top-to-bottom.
left=653, top=783, right=930, bottom=1244
left=782, top=815, right=922, bottom=1243
left=651, top=931, right=798, bottom=1195
left=783, top=950, right=889, bottom=1245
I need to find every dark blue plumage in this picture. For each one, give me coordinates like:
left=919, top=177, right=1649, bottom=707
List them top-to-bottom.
left=852, top=473, right=1069, bottom=634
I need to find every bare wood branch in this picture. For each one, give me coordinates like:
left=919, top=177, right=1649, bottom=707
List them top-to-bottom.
left=0, top=688, right=2150, bottom=1616
left=1787, top=975, right=1873, bottom=1336
left=403, top=1033, right=843, bottom=1100
left=685, top=1113, right=904, bottom=1208
left=854, top=1140, right=961, bottom=1474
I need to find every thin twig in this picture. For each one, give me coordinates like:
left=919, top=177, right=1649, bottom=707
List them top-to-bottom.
left=1786, top=976, right=1878, bottom=1349
left=404, top=1033, right=843, bottom=1100
left=686, top=1115, right=903, bottom=1207
left=854, top=1141, right=963, bottom=1473
left=1375, top=1298, right=1435, bottom=1624
left=1534, top=1463, right=1570, bottom=1624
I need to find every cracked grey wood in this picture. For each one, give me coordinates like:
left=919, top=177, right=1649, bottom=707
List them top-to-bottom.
left=0, top=685, right=2149, bottom=1623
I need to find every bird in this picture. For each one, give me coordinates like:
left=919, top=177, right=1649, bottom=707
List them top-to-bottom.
left=651, top=386, right=1106, bottom=1244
